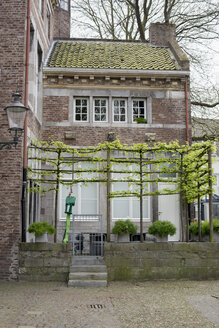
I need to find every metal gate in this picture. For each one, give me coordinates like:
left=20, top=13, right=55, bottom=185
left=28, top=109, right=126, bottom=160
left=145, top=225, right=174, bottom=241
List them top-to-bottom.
left=72, top=214, right=106, bottom=256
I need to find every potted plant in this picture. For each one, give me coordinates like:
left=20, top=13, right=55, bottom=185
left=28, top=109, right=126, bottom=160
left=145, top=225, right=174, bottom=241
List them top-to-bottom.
left=135, top=117, right=147, bottom=124
left=112, top=219, right=137, bottom=242
left=189, top=219, right=219, bottom=242
left=148, top=220, right=176, bottom=242
left=28, top=221, right=56, bottom=242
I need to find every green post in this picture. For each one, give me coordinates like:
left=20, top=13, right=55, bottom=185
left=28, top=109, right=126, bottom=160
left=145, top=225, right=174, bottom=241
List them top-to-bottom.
left=208, top=148, right=213, bottom=242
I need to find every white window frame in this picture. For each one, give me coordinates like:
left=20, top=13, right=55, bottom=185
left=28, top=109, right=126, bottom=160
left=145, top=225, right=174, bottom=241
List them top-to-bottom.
left=74, top=97, right=89, bottom=122
left=93, top=98, right=108, bottom=122
left=112, top=98, right=127, bottom=123
left=132, top=98, right=146, bottom=123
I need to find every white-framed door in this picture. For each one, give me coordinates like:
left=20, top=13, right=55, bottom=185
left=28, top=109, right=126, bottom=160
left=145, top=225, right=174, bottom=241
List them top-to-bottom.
left=158, top=183, right=180, bottom=241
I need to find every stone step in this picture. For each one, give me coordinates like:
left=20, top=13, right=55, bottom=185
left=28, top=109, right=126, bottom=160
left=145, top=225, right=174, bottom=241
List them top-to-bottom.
left=71, top=256, right=104, bottom=265
left=70, top=265, right=107, bottom=273
left=69, top=272, right=107, bottom=280
left=68, top=279, right=107, bottom=288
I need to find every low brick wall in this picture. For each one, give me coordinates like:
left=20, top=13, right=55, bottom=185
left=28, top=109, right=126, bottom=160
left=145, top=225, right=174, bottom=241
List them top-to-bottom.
left=104, top=242, right=219, bottom=281
left=19, top=243, right=72, bottom=282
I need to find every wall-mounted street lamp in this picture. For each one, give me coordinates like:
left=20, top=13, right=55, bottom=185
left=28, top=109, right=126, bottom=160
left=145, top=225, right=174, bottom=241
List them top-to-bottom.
left=1, top=92, right=29, bottom=150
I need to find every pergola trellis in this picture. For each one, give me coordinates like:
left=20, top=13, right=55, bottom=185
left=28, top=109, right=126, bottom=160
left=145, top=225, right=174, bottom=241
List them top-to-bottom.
left=28, top=139, right=215, bottom=243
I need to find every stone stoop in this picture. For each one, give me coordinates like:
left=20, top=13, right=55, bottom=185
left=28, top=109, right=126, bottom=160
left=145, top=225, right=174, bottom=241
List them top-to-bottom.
left=68, top=256, right=107, bottom=287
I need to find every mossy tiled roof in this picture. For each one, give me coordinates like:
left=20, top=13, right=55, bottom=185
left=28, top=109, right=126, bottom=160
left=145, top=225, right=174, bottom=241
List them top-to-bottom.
left=47, top=40, right=178, bottom=71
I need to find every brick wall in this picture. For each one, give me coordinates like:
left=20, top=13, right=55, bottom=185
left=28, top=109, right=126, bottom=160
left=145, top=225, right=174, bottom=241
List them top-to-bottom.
left=0, top=0, right=26, bottom=280
left=53, top=7, right=70, bottom=38
left=43, top=96, right=69, bottom=122
left=152, top=98, right=186, bottom=125
left=42, top=125, right=187, bottom=146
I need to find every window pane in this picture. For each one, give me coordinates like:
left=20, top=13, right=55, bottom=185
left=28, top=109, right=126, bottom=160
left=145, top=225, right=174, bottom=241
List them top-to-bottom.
left=76, top=99, right=81, bottom=106
left=82, top=99, right=87, bottom=106
left=95, top=99, right=100, bottom=106
left=101, top=100, right=106, bottom=106
left=114, top=100, right=119, bottom=106
left=120, top=100, right=125, bottom=106
left=139, top=101, right=144, bottom=107
left=82, top=107, right=87, bottom=113
left=101, top=107, right=106, bottom=114
left=114, top=107, right=119, bottom=114
left=76, top=108, right=81, bottom=113
left=95, top=108, right=99, bottom=114
left=120, top=108, right=125, bottom=114
left=140, top=108, right=144, bottom=115
left=75, top=114, right=81, bottom=120
left=82, top=114, right=87, bottom=121
left=95, top=114, right=100, bottom=121
left=101, top=115, right=106, bottom=121
left=114, top=115, right=119, bottom=121
left=120, top=115, right=125, bottom=121
left=81, top=183, right=97, bottom=198
left=113, top=199, right=129, bottom=218
left=133, top=199, right=148, bottom=218
left=81, top=200, right=97, bottom=214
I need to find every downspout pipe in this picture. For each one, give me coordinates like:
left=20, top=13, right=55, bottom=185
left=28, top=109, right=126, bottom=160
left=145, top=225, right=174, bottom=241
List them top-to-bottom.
left=21, top=0, right=30, bottom=242
left=185, top=77, right=190, bottom=144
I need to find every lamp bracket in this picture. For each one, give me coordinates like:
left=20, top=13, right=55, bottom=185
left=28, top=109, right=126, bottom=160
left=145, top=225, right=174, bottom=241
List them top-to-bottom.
left=0, top=128, right=23, bottom=150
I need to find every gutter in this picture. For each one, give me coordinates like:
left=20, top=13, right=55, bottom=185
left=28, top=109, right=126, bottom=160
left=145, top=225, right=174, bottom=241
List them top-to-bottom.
left=43, top=67, right=190, bottom=78
left=185, top=77, right=190, bottom=144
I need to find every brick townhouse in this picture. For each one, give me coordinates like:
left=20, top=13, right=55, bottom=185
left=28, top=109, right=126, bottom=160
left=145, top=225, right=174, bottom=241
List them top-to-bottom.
left=0, top=0, right=190, bottom=279
left=0, top=0, right=70, bottom=280
left=41, top=23, right=191, bottom=245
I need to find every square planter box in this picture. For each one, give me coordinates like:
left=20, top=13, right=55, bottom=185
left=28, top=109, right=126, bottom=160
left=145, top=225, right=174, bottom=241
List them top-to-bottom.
left=35, top=233, right=48, bottom=243
left=117, top=234, right=130, bottom=243
left=155, top=235, right=168, bottom=242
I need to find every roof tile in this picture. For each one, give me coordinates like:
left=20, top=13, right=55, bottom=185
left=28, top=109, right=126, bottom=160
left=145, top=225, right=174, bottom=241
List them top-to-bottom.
left=47, top=40, right=178, bottom=71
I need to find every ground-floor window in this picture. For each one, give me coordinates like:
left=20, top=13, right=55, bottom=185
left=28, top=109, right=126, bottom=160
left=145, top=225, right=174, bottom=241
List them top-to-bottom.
left=60, top=162, right=98, bottom=220
left=112, top=164, right=150, bottom=220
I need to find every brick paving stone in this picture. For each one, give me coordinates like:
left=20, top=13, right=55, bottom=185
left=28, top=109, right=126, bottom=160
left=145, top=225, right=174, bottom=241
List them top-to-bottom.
left=0, top=280, right=219, bottom=328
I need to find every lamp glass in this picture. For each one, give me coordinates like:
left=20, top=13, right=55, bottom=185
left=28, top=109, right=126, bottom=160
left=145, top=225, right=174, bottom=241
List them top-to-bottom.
left=6, top=106, right=27, bottom=130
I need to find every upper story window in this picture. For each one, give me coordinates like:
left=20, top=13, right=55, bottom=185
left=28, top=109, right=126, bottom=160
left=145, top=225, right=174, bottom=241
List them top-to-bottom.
left=59, top=0, right=69, bottom=11
left=46, top=4, right=51, bottom=39
left=74, top=98, right=89, bottom=122
left=93, top=98, right=108, bottom=122
left=113, top=99, right=127, bottom=123
left=132, top=99, right=146, bottom=122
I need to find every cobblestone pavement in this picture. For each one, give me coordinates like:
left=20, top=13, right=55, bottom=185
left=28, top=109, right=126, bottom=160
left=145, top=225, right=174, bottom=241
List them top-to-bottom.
left=0, top=280, right=219, bottom=328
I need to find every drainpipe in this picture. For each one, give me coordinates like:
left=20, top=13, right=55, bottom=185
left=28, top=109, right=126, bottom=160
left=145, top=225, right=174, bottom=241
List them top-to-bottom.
left=21, top=0, right=30, bottom=242
left=185, top=77, right=190, bottom=144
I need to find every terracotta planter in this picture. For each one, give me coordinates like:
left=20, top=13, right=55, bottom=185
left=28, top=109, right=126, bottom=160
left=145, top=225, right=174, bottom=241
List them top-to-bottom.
left=35, top=233, right=48, bottom=243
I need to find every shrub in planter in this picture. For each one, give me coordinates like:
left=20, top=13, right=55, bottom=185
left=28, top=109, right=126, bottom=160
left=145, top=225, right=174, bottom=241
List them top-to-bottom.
left=135, top=117, right=147, bottom=124
left=112, top=219, right=137, bottom=235
left=189, top=219, right=219, bottom=237
left=213, top=219, right=219, bottom=232
left=148, top=220, right=176, bottom=238
left=28, top=221, right=56, bottom=237
left=189, top=221, right=209, bottom=237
